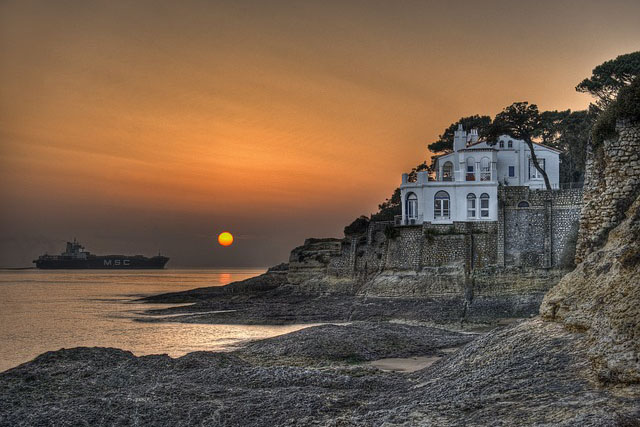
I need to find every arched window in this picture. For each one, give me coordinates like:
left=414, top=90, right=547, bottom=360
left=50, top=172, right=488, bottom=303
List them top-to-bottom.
left=499, top=140, right=504, bottom=148
left=508, top=140, right=513, bottom=148
left=466, top=157, right=475, bottom=181
left=480, top=157, right=491, bottom=181
left=442, top=161, right=453, bottom=181
left=434, top=191, right=450, bottom=220
left=406, top=193, right=418, bottom=219
left=467, top=193, right=476, bottom=219
left=480, top=193, right=490, bottom=218
left=517, top=201, right=530, bottom=208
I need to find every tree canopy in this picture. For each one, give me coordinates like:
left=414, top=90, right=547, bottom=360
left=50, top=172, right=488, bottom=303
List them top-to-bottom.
left=576, top=51, right=640, bottom=110
left=592, top=77, right=640, bottom=144
left=486, top=102, right=541, bottom=142
left=487, top=102, right=552, bottom=190
left=427, top=115, right=492, bottom=153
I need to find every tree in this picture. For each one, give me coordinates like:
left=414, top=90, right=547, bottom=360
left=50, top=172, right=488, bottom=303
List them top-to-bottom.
left=576, top=51, right=640, bottom=111
left=591, top=76, right=640, bottom=144
left=487, top=102, right=553, bottom=190
left=534, top=110, right=592, bottom=184
left=536, top=110, right=571, bottom=145
left=558, top=111, right=592, bottom=183
left=427, top=115, right=492, bottom=153
left=371, top=187, right=401, bottom=221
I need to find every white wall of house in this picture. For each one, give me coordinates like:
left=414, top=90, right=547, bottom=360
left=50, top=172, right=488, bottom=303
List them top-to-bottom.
left=399, top=126, right=561, bottom=224
left=479, top=137, right=560, bottom=188
left=401, top=175, right=498, bottom=224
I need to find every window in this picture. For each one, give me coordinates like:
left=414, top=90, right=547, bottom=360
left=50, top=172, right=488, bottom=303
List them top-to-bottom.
left=499, top=140, right=504, bottom=148
left=508, top=140, right=513, bottom=148
left=466, top=157, right=475, bottom=181
left=480, top=157, right=491, bottom=181
left=529, top=158, right=546, bottom=179
left=442, top=161, right=453, bottom=181
left=508, top=166, right=515, bottom=177
left=434, top=191, right=450, bottom=220
left=406, top=193, right=418, bottom=219
left=480, top=193, right=490, bottom=218
left=467, top=194, right=476, bottom=219
left=517, top=201, right=530, bottom=208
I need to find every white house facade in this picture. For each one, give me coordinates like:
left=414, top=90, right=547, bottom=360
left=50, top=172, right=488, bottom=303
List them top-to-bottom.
left=398, top=125, right=561, bottom=225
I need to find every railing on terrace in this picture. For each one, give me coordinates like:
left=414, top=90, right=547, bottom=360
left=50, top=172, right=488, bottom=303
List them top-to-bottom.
left=556, top=181, right=584, bottom=190
left=394, top=214, right=424, bottom=226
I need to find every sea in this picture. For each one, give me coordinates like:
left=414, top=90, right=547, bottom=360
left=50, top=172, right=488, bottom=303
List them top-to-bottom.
left=0, top=268, right=310, bottom=372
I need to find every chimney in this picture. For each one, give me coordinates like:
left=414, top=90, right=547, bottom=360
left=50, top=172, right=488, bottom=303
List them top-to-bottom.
left=453, top=124, right=467, bottom=152
left=468, top=128, right=479, bottom=144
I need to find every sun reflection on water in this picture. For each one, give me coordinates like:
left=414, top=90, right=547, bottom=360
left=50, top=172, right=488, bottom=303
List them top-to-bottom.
left=0, top=269, right=310, bottom=372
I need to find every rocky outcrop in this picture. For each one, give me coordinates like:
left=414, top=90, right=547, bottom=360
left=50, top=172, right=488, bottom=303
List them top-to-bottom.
left=541, top=120, right=640, bottom=384
left=575, top=120, right=640, bottom=262
left=541, top=191, right=640, bottom=384
left=287, top=238, right=351, bottom=289
left=142, top=264, right=289, bottom=303
left=359, top=319, right=640, bottom=426
left=237, top=323, right=475, bottom=366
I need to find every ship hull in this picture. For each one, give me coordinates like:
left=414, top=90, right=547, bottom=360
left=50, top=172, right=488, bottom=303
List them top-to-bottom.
left=34, top=256, right=169, bottom=269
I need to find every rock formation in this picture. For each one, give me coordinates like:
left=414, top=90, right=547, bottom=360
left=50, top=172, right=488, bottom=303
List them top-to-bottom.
left=541, top=121, right=640, bottom=384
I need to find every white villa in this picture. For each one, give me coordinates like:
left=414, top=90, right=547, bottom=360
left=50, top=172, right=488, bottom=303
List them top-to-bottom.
left=398, top=125, right=561, bottom=225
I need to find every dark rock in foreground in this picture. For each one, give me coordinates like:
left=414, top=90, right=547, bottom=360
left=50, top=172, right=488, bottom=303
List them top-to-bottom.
left=359, top=319, right=640, bottom=426
left=1, top=321, right=638, bottom=426
left=236, top=322, right=476, bottom=366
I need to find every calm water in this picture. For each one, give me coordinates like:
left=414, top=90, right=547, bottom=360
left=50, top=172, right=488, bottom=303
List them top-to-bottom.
left=0, top=269, right=310, bottom=372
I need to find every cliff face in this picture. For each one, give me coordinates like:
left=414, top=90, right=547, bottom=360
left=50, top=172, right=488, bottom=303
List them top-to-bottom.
left=541, top=121, right=640, bottom=384
left=574, top=121, right=640, bottom=262
left=287, top=238, right=355, bottom=294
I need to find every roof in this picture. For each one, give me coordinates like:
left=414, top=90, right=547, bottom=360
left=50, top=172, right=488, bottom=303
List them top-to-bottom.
left=429, top=137, right=563, bottom=159
left=465, top=138, right=563, bottom=153
left=458, top=147, right=497, bottom=152
left=430, top=151, right=452, bottom=159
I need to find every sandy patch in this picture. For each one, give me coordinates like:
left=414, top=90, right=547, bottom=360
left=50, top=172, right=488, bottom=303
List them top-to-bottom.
left=368, top=346, right=463, bottom=372
left=369, top=355, right=442, bottom=372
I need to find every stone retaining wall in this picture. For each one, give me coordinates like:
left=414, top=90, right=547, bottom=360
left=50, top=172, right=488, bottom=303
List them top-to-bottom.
left=575, top=120, right=640, bottom=262
left=288, top=181, right=583, bottom=299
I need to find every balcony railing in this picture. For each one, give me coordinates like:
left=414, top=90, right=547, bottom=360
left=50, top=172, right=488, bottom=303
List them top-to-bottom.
left=394, top=214, right=423, bottom=226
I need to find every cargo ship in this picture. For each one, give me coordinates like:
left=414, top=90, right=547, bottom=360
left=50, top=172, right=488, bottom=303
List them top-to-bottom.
left=33, top=240, right=169, bottom=269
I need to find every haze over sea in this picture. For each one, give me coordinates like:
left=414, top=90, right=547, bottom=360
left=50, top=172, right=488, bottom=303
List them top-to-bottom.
left=0, top=269, right=309, bottom=372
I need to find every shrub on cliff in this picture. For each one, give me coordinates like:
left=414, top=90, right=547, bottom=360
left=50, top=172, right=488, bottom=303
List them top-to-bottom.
left=592, top=77, right=640, bottom=145
left=371, top=188, right=401, bottom=221
left=344, top=215, right=369, bottom=236
left=383, top=224, right=399, bottom=240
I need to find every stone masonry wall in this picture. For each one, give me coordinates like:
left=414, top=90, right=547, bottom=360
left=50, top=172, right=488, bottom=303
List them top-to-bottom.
left=575, top=120, right=640, bottom=262
left=288, top=185, right=582, bottom=303
left=289, top=186, right=582, bottom=290
left=500, top=187, right=582, bottom=268
left=385, top=227, right=424, bottom=270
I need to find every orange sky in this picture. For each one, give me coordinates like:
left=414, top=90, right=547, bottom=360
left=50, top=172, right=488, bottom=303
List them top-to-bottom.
left=1, top=0, right=639, bottom=267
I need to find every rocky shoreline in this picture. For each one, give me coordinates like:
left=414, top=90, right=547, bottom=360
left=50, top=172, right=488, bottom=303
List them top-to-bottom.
left=136, top=268, right=533, bottom=329
left=1, top=319, right=638, bottom=426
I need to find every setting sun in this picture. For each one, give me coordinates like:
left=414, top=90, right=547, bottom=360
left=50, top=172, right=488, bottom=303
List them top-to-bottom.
left=218, top=232, right=234, bottom=247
